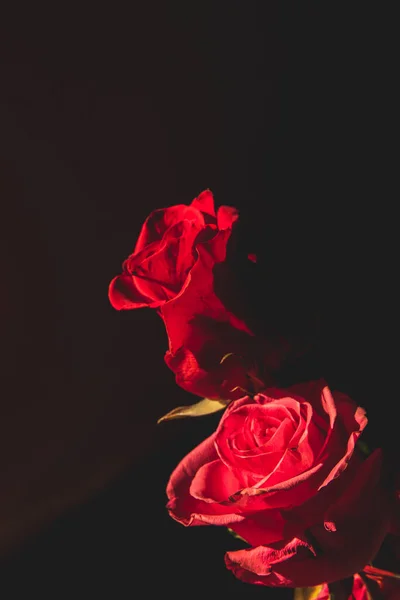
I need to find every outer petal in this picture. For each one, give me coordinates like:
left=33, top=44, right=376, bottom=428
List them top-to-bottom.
left=190, top=189, right=216, bottom=219
left=217, top=204, right=239, bottom=230
left=200, top=228, right=233, bottom=264
left=161, top=240, right=255, bottom=399
left=161, top=240, right=252, bottom=352
left=108, top=274, right=159, bottom=309
left=317, top=399, right=367, bottom=490
left=166, top=434, right=249, bottom=528
left=167, top=434, right=217, bottom=503
left=281, top=448, right=364, bottom=539
left=321, top=449, right=383, bottom=530
left=225, top=450, right=391, bottom=587
left=229, top=511, right=287, bottom=547
left=226, top=522, right=386, bottom=588
left=225, top=537, right=316, bottom=586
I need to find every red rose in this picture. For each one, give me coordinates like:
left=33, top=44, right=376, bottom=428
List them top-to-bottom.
left=109, top=190, right=277, bottom=400
left=109, top=190, right=239, bottom=310
left=167, top=380, right=370, bottom=549
left=225, top=449, right=390, bottom=586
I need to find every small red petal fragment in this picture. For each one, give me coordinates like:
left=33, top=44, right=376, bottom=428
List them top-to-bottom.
left=323, top=521, right=337, bottom=532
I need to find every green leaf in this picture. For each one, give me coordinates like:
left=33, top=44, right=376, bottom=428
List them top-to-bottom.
left=157, top=397, right=228, bottom=424
left=227, top=528, right=247, bottom=542
left=294, top=586, right=324, bottom=600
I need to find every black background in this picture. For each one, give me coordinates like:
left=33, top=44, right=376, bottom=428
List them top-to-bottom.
left=0, top=2, right=397, bottom=597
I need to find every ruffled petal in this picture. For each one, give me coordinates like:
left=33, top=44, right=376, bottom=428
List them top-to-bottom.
left=190, top=189, right=216, bottom=218
left=134, top=204, right=204, bottom=253
left=217, top=204, right=239, bottom=230
left=108, top=274, right=160, bottom=309
left=167, top=434, right=247, bottom=528
left=225, top=450, right=390, bottom=588
left=225, top=537, right=316, bottom=587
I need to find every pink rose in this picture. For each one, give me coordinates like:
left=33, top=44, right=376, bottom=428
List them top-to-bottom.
left=167, top=380, right=369, bottom=547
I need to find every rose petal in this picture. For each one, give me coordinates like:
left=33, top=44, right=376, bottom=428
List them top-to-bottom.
left=190, top=189, right=216, bottom=218
left=134, top=204, right=205, bottom=253
left=217, top=205, right=239, bottom=230
left=129, top=220, right=201, bottom=301
left=198, top=229, right=234, bottom=267
left=161, top=236, right=252, bottom=352
left=108, top=274, right=159, bottom=309
left=318, top=403, right=367, bottom=489
left=167, top=434, right=247, bottom=528
left=167, top=434, right=217, bottom=502
left=322, top=448, right=383, bottom=528
left=281, top=449, right=364, bottom=538
left=226, top=450, right=390, bottom=588
left=190, top=459, right=243, bottom=503
left=227, top=460, right=325, bottom=511
left=226, top=498, right=389, bottom=588
left=229, top=510, right=287, bottom=546
left=225, top=537, right=316, bottom=586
